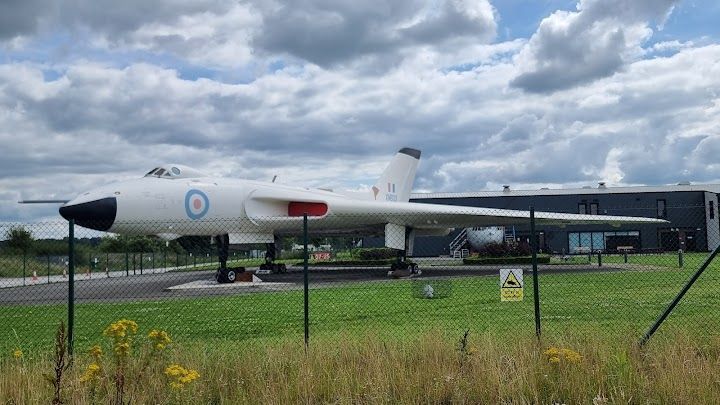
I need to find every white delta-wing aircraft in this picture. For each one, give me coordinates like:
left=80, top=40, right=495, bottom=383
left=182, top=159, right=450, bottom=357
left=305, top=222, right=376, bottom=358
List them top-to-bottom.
left=53, top=148, right=662, bottom=283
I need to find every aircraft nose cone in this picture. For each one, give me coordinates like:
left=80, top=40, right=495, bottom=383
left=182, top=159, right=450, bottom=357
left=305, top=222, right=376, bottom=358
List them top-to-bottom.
left=59, top=197, right=117, bottom=231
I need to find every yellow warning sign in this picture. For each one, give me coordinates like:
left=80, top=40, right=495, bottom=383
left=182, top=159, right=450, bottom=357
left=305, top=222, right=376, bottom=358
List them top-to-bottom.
left=500, top=269, right=523, bottom=302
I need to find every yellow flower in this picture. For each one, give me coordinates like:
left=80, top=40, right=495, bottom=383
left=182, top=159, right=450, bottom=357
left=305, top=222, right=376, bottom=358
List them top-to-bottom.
left=103, top=319, right=138, bottom=339
left=148, top=329, right=172, bottom=351
left=114, top=342, right=131, bottom=356
left=89, top=345, right=103, bottom=358
left=544, top=346, right=582, bottom=365
left=544, top=347, right=560, bottom=357
left=560, top=348, right=582, bottom=363
left=12, top=349, right=23, bottom=359
left=79, top=363, right=102, bottom=383
left=165, top=363, right=200, bottom=389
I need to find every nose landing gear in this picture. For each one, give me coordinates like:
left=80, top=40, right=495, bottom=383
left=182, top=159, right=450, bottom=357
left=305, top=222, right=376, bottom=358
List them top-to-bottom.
left=214, top=234, right=245, bottom=283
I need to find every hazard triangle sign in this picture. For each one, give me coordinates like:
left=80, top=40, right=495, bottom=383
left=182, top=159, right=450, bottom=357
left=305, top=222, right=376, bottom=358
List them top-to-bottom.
left=500, top=269, right=524, bottom=302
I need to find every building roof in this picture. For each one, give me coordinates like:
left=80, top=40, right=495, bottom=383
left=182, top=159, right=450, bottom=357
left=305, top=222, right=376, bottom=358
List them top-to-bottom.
left=410, top=183, right=720, bottom=199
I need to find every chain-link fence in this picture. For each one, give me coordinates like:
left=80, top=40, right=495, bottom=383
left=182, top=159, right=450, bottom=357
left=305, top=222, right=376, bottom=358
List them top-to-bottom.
left=1, top=204, right=717, bottom=354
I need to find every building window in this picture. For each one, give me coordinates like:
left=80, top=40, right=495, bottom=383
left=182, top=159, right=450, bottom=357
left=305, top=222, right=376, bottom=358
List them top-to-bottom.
left=657, top=199, right=667, bottom=218
left=710, top=200, right=715, bottom=220
left=578, top=203, right=587, bottom=214
left=590, top=203, right=599, bottom=215
left=568, top=231, right=641, bottom=253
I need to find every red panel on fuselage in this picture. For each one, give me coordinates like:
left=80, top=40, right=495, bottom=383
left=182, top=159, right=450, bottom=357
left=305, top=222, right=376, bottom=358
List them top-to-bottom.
left=288, top=202, right=328, bottom=217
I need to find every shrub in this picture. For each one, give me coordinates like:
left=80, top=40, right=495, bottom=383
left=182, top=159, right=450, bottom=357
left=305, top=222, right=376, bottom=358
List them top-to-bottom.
left=476, top=242, right=532, bottom=257
left=353, top=248, right=397, bottom=261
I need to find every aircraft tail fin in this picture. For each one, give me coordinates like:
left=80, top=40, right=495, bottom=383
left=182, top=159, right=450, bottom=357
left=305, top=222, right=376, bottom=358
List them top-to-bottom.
left=371, top=148, right=421, bottom=202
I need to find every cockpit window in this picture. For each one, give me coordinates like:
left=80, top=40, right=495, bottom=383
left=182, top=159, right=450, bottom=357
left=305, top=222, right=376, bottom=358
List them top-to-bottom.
left=143, top=165, right=206, bottom=179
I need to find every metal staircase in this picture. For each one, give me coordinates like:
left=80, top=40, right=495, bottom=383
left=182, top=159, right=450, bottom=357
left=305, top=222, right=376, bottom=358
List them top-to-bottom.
left=504, top=226, right=516, bottom=243
left=449, top=228, right=469, bottom=258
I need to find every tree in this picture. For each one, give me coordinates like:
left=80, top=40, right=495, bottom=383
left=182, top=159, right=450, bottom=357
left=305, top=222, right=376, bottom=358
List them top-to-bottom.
left=5, top=226, right=34, bottom=253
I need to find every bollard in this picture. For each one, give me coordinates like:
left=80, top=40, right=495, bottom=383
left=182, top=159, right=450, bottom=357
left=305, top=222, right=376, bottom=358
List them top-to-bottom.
left=678, top=249, right=684, bottom=268
left=624, top=251, right=628, bottom=263
left=22, top=252, right=27, bottom=286
left=125, top=252, right=129, bottom=276
left=140, top=252, right=144, bottom=275
left=597, top=252, right=602, bottom=267
left=47, top=254, right=51, bottom=283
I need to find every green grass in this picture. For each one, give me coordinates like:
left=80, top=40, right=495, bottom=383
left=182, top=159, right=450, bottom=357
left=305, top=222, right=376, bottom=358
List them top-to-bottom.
left=2, top=262, right=719, bottom=354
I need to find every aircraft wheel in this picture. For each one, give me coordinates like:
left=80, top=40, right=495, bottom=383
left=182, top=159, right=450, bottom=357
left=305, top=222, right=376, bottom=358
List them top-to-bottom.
left=217, top=268, right=236, bottom=283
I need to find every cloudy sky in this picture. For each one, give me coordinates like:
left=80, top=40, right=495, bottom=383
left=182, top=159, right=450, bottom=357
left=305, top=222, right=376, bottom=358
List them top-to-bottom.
left=1, top=0, right=719, bottom=222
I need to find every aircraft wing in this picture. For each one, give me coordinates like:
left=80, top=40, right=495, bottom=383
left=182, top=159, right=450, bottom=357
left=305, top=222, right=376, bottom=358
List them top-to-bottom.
left=246, top=190, right=665, bottom=230
left=324, top=199, right=664, bottom=228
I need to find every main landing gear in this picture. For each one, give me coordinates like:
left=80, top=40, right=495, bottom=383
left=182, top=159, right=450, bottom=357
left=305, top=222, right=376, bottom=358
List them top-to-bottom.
left=388, top=230, right=421, bottom=278
left=214, top=234, right=244, bottom=283
left=258, top=240, right=287, bottom=273
left=388, top=250, right=422, bottom=278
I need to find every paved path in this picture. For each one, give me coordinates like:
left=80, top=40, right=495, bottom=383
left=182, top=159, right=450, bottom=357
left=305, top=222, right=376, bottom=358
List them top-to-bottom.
left=0, top=263, right=638, bottom=306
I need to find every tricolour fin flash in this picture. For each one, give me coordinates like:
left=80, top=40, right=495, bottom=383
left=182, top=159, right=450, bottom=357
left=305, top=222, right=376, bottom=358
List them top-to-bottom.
left=372, top=147, right=421, bottom=202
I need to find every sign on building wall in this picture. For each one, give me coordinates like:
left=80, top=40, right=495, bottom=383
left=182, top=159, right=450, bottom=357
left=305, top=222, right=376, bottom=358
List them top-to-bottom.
left=500, top=268, right=523, bottom=302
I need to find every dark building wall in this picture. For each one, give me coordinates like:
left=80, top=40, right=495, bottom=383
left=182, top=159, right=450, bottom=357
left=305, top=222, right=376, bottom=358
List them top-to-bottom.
left=363, top=191, right=710, bottom=256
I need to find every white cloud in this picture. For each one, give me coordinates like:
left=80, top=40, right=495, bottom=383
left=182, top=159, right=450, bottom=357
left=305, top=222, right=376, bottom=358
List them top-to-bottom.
left=0, top=0, right=719, bottom=223
left=511, top=0, right=678, bottom=93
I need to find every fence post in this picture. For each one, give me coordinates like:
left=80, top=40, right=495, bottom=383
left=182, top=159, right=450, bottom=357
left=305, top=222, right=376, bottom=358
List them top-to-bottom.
left=530, top=206, right=541, bottom=337
left=303, top=213, right=310, bottom=347
left=67, top=219, right=75, bottom=357
left=640, top=243, right=720, bottom=345
left=678, top=249, right=684, bottom=268
left=624, top=251, right=628, bottom=263
left=22, top=252, right=26, bottom=286
left=125, top=252, right=129, bottom=276
left=140, top=252, right=143, bottom=275
left=597, top=252, right=602, bottom=267
left=47, top=254, right=51, bottom=283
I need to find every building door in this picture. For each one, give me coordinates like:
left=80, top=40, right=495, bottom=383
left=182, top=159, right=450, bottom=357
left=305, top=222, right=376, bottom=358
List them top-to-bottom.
left=659, top=229, right=697, bottom=252
left=659, top=229, right=679, bottom=251
left=682, top=231, right=696, bottom=252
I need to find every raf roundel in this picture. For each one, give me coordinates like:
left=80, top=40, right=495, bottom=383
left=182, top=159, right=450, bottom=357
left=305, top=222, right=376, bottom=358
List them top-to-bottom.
left=184, top=189, right=210, bottom=220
